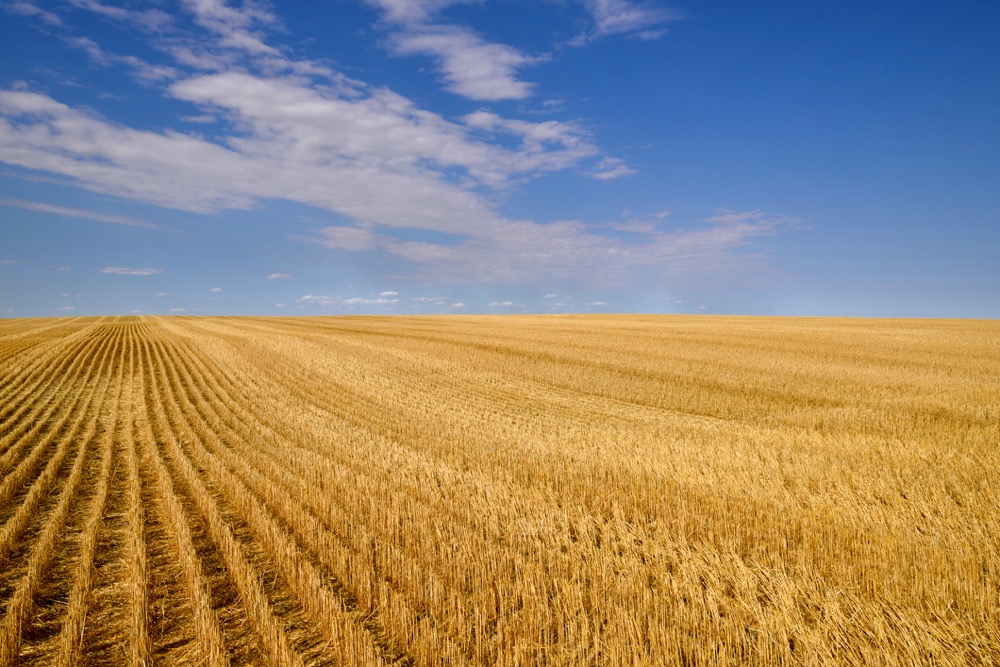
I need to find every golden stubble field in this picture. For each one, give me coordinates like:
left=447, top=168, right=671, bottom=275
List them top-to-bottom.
left=0, top=314, right=997, bottom=666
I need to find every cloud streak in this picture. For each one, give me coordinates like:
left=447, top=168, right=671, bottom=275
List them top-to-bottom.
left=368, top=0, right=541, bottom=101
left=575, top=0, right=680, bottom=43
left=390, top=26, right=542, bottom=101
left=0, top=197, right=158, bottom=228
left=100, top=267, right=163, bottom=275
left=297, top=295, right=401, bottom=307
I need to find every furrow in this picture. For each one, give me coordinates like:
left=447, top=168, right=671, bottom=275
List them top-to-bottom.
left=0, top=319, right=90, bottom=377
left=158, top=319, right=488, bottom=546
left=0, top=320, right=101, bottom=444
left=166, top=320, right=493, bottom=639
left=0, top=321, right=111, bottom=476
left=53, top=322, right=128, bottom=666
left=76, top=322, right=148, bottom=667
left=0, top=323, right=120, bottom=667
left=124, top=323, right=151, bottom=667
left=0, top=325, right=120, bottom=561
left=181, top=325, right=502, bottom=570
left=157, top=326, right=472, bottom=665
left=142, top=333, right=305, bottom=667
left=152, top=333, right=393, bottom=666
left=132, top=335, right=230, bottom=667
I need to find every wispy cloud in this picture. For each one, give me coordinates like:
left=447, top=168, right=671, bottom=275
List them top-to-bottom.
left=67, top=0, right=173, bottom=32
left=181, top=0, right=280, bottom=56
left=368, top=0, right=541, bottom=101
left=574, top=0, right=680, bottom=44
left=5, top=1, right=62, bottom=26
left=391, top=26, right=541, bottom=101
left=69, top=36, right=179, bottom=83
left=0, top=72, right=594, bottom=228
left=180, top=114, right=217, bottom=124
left=590, top=157, right=636, bottom=180
left=0, top=197, right=157, bottom=228
left=332, top=210, right=797, bottom=286
left=308, top=226, right=379, bottom=252
left=0, top=259, right=17, bottom=265
left=100, top=266, right=163, bottom=276
left=266, top=273, right=293, bottom=280
left=210, top=287, right=223, bottom=292
left=379, top=290, right=399, bottom=296
left=297, top=294, right=401, bottom=307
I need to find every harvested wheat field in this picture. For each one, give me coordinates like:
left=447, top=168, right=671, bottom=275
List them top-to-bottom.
left=0, top=315, right=997, bottom=666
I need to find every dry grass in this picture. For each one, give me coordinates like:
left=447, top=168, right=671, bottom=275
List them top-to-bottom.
left=0, top=314, right=997, bottom=665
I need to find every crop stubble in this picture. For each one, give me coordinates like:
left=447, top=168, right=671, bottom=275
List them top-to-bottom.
left=0, top=315, right=997, bottom=665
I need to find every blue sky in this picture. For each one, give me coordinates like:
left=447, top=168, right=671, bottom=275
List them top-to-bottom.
left=1, top=0, right=998, bottom=317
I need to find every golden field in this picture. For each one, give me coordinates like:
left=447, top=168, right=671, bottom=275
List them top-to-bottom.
left=0, top=314, right=997, bottom=666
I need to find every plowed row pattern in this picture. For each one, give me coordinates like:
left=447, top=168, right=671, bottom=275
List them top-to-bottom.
left=0, top=315, right=998, bottom=666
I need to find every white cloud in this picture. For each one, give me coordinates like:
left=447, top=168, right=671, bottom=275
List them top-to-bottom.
left=68, top=0, right=173, bottom=32
left=181, top=0, right=279, bottom=56
left=365, top=0, right=469, bottom=25
left=368, top=0, right=539, bottom=101
left=575, top=0, right=679, bottom=43
left=6, top=1, right=62, bottom=26
left=0, top=4, right=606, bottom=263
left=391, top=26, right=540, bottom=101
left=70, top=37, right=179, bottom=83
left=0, top=75, right=596, bottom=236
left=463, top=112, right=597, bottom=176
left=180, top=114, right=217, bottom=124
left=590, top=157, right=636, bottom=180
left=0, top=197, right=157, bottom=228
left=363, top=211, right=794, bottom=286
left=308, top=226, right=379, bottom=252
left=0, top=259, right=17, bottom=265
left=100, top=267, right=163, bottom=276
left=267, top=273, right=293, bottom=280
left=210, top=287, right=223, bottom=292
left=379, top=290, right=399, bottom=296
left=156, top=292, right=169, bottom=297
left=544, top=293, right=558, bottom=298
left=297, top=294, right=400, bottom=307
left=297, top=295, right=335, bottom=305
left=414, top=295, right=448, bottom=303
left=346, top=297, right=399, bottom=305
left=490, top=300, right=517, bottom=307
left=586, top=300, right=608, bottom=306
left=275, top=302, right=287, bottom=307
left=449, top=302, right=466, bottom=309
left=169, top=307, right=186, bottom=313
